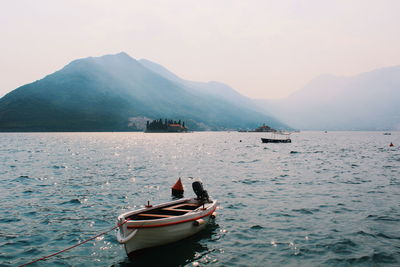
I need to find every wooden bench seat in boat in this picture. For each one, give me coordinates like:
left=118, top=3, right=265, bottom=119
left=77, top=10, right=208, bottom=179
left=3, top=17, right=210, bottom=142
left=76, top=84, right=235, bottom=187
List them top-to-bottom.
left=128, top=202, right=202, bottom=220
left=167, top=203, right=199, bottom=209
left=162, top=208, right=192, bottom=212
left=137, top=213, right=175, bottom=218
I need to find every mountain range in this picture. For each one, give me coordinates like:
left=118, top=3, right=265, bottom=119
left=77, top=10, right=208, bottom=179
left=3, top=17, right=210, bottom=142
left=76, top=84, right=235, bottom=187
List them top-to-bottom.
left=0, top=52, right=286, bottom=131
left=1, top=52, right=399, bottom=131
left=256, top=66, right=400, bottom=130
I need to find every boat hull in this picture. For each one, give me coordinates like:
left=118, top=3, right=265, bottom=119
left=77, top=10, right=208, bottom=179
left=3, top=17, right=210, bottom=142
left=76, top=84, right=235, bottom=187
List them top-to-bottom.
left=261, top=138, right=291, bottom=143
left=117, top=198, right=217, bottom=257
left=124, top=215, right=211, bottom=257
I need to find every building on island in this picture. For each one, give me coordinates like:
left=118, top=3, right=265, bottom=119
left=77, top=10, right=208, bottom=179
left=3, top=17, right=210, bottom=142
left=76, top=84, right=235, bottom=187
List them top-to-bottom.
left=238, top=124, right=276, bottom=132
left=254, top=124, right=276, bottom=132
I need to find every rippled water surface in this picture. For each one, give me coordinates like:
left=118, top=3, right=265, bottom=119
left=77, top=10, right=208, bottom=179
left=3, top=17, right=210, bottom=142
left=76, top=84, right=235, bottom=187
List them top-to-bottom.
left=1, top=131, right=399, bottom=266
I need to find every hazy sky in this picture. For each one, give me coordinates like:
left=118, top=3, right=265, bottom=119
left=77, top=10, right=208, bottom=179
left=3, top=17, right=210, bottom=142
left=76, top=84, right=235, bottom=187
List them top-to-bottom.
left=1, top=0, right=400, bottom=99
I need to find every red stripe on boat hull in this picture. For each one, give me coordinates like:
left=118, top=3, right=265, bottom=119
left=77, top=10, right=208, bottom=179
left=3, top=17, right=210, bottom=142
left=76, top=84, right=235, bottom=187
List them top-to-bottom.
left=127, top=207, right=217, bottom=229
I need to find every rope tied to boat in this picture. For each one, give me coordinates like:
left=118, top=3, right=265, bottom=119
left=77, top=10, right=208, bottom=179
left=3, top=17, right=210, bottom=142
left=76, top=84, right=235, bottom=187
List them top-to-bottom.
left=18, top=220, right=128, bottom=267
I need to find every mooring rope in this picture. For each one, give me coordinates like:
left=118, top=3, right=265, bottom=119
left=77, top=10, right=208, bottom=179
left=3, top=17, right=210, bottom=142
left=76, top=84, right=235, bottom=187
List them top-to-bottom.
left=18, top=220, right=127, bottom=267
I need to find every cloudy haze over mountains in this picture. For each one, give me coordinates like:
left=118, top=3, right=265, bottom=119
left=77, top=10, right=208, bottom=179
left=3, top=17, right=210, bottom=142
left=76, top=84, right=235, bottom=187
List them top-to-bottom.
left=2, top=1, right=400, bottom=99
left=256, top=66, right=400, bottom=131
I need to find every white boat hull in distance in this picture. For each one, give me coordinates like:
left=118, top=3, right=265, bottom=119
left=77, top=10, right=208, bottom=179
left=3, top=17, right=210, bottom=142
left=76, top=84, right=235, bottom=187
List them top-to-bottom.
left=116, top=198, right=218, bottom=257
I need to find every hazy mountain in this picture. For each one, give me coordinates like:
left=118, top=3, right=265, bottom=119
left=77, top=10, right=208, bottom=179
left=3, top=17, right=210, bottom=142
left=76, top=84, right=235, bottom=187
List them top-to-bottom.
left=0, top=52, right=287, bottom=131
left=138, top=59, right=273, bottom=115
left=256, top=66, right=400, bottom=130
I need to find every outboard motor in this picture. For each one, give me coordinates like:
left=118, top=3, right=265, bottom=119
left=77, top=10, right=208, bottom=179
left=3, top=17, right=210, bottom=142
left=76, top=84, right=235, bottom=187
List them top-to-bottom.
left=192, top=181, right=210, bottom=202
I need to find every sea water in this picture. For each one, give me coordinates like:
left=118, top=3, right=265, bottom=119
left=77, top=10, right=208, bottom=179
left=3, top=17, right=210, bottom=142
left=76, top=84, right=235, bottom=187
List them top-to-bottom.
left=0, top=131, right=399, bottom=266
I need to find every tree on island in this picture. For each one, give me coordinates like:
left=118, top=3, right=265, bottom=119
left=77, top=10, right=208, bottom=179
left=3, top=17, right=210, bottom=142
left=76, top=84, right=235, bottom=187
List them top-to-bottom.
left=146, top=118, right=187, bottom=132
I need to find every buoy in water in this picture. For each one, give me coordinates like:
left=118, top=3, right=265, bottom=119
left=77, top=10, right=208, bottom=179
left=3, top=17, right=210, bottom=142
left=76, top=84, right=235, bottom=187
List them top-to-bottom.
left=389, top=142, right=394, bottom=147
left=171, top=178, right=184, bottom=198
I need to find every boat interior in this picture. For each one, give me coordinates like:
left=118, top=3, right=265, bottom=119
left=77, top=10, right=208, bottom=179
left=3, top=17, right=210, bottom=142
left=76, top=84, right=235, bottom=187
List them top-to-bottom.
left=127, top=202, right=204, bottom=221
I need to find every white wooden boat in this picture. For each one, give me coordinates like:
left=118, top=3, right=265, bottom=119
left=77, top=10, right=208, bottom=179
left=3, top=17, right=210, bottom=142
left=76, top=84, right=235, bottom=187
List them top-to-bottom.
left=117, top=182, right=217, bottom=258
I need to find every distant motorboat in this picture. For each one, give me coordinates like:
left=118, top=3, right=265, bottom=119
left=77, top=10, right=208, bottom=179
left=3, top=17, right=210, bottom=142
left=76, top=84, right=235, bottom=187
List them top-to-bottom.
left=261, top=132, right=292, bottom=143
left=383, top=132, right=391, bottom=135
left=117, top=181, right=217, bottom=258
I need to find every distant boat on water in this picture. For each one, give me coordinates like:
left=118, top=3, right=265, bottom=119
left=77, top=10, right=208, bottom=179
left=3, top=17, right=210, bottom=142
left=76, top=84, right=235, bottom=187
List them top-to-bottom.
left=261, top=132, right=292, bottom=143
left=383, top=132, right=391, bottom=135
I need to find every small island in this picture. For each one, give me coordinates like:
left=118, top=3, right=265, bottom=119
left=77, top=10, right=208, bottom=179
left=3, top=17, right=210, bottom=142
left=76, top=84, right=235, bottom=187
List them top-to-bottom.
left=145, top=119, right=188, bottom=133
left=238, top=124, right=277, bottom=132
